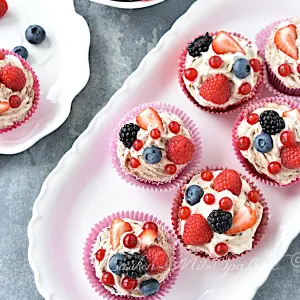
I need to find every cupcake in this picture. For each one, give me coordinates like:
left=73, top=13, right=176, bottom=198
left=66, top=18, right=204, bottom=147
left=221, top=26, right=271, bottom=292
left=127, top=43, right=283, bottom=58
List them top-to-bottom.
left=178, top=31, right=263, bottom=113
left=0, top=49, right=39, bottom=133
left=234, top=97, right=300, bottom=186
left=171, top=168, right=268, bottom=260
left=83, top=212, right=180, bottom=299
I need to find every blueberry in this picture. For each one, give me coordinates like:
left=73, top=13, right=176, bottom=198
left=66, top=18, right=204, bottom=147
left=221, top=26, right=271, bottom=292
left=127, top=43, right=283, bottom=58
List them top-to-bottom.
left=25, top=25, right=46, bottom=45
left=13, top=46, right=29, bottom=60
left=233, top=58, right=251, bottom=79
left=254, top=133, right=273, bottom=153
left=142, top=146, right=162, bottom=164
left=185, top=185, right=204, bottom=206
left=108, top=254, right=125, bottom=276
left=140, top=279, right=160, bottom=296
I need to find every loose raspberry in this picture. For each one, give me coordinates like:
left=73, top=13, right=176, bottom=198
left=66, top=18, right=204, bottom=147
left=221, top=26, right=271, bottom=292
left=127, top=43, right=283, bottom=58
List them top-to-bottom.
left=0, top=0, right=8, bottom=18
left=0, top=65, right=26, bottom=91
left=281, top=143, right=300, bottom=169
left=212, top=169, right=242, bottom=196
left=143, top=245, right=169, bottom=275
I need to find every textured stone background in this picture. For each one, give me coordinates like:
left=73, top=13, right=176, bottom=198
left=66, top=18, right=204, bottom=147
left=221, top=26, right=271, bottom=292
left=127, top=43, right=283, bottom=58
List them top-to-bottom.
left=0, top=0, right=299, bottom=299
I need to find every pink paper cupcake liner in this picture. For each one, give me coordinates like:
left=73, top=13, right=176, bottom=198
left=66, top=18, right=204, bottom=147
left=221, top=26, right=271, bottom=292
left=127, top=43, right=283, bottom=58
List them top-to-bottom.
left=255, top=18, right=300, bottom=98
left=178, top=32, right=264, bottom=114
left=0, top=49, right=40, bottom=134
left=232, top=96, right=300, bottom=186
left=110, top=102, right=202, bottom=192
left=171, top=166, right=269, bottom=261
left=83, top=210, right=181, bottom=300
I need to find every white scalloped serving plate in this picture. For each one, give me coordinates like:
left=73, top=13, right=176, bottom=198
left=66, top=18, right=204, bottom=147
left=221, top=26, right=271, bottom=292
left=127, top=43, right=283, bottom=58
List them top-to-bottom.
left=0, top=0, right=90, bottom=154
left=28, top=0, right=300, bottom=299
left=90, top=0, right=164, bottom=10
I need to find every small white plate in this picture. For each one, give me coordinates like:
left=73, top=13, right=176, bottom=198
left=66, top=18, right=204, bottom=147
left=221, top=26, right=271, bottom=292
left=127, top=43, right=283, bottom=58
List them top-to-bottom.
left=0, top=0, right=90, bottom=154
left=90, top=0, right=165, bottom=10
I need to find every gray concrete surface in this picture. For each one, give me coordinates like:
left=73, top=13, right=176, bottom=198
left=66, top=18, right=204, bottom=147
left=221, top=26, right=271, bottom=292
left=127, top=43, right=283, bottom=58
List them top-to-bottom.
left=0, top=0, right=299, bottom=299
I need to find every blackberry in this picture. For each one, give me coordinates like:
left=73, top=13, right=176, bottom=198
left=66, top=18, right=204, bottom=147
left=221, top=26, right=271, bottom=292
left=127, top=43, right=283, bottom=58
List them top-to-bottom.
left=187, top=32, right=213, bottom=57
left=259, top=110, right=285, bottom=135
left=119, top=123, right=140, bottom=148
left=207, top=209, right=232, bottom=234
left=121, top=252, right=149, bottom=279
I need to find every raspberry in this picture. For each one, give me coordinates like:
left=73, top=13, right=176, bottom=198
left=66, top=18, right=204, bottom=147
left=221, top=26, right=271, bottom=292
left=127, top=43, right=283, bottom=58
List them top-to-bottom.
left=0, top=0, right=8, bottom=18
left=0, top=65, right=26, bottom=92
left=200, top=74, right=231, bottom=104
left=166, top=135, right=195, bottom=164
left=281, top=143, right=300, bottom=169
left=212, top=169, right=242, bottom=196
left=143, top=245, right=169, bottom=275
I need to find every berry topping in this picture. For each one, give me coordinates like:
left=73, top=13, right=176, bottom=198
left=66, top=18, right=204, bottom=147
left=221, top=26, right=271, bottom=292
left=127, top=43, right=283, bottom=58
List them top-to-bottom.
left=0, top=0, right=8, bottom=18
left=274, top=24, right=298, bottom=60
left=25, top=25, right=46, bottom=45
left=212, top=31, right=246, bottom=55
left=187, top=32, right=213, bottom=57
left=13, top=46, right=29, bottom=60
left=0, top=52, right=5, bottom=60
left=209, top=56, right=223, bottom=69
left=233, top=58, right=251, bottom=79
left=249, top=59, right=261, bottom=72
left=278, top=63, right=292, bottom=77
left=298, top=64, right=300, bottom=74
left=0, top=65, right=26, bottom=92
left=184, top=68, right=198, bottom=81
left=200, top=74, right=231, bottom=105
left=239, top=82, right=252, bottom=95
left=9, top=95, right=22, bottom=108
left=0, top=102, right=10, bottom=114
left=136, top=107, right=163, bottom=131
left=283, top=108, right=300, bottom=121
left=259, top=110, right=285, bottom=135
left=247, top=113, right=259, bottom=125
left=168, top=121, right=181, bottom=134
left=119, top=123, right=140, bottom=149
left=150, top=128, right=161, bottom=139
left=280, top=131, right=296, bottom=147
left=254, top=133, right=273, bottom=153
left=166, top=135, right=195, bottom=164
left=237, top=136, right=251, bottom=150
left=133, top=139, right=143, bottom=151
left=281, top=143, right=300, bottom=169
left=142, top=146, right=162, bottom=164
left=129, top=157, right=141, bottom=168
left=268, top=161, right=282, bottom=174
left=165, top=164, right=177, bottom=175
left=212, top=169, right=242, bottom=196
left=201, top=170, right=214, bottom=181
left=185, top=185, right=204, bottom=206
left=247, top=190, right=261, bottom=203
left=203, top=193, right=215, bottom=205
left=219, top=197, right=233, bottom=211
left=226, top=205, right=257, bottom=235
left=179, top=206, right=191, bottom=220
left=207, top=209, right=232, bottom=234
left=183, top=214, right=213, bottom=245
left=110, top=218, right=133, bottom=250
left=142, top=222, right=158, bottom=233
left=139, top=229, right=158, bottom=248
left=123, top=233, right=138, bottom=249
left=215, top=243, right=229, bottom=256
left=143, top=245, right=169, bottom=275
left=95, top=249, right=106, bottom=262
left=120, top=252, right=149, bottom=279
left=109, top=253, right=125, bottom=275
left=102, top=272, right=115, bottom=286
left=121, top=277, right=137, bottom=291
left=140, top=279, right=160, bottom=296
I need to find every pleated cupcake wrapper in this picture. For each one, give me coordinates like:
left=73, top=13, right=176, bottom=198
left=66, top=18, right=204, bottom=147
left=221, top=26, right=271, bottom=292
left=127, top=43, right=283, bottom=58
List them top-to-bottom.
left=255, top=17, right=300, bottom=98
left=178, top=32, right=264, bottom=115
left=0, top=49, right=40, bottom=134
left=232, top=96, right=300, bottom=187
left=110, top=102, right=203, bottom=192
left=171, top=166, right=269, bottom=261
left=83, top=211, right=181, bottom=300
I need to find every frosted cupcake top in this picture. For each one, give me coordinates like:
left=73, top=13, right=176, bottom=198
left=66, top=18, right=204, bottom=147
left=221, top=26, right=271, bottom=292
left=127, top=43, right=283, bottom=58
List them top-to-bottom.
left=265, top=18, right=300, bottom=89
left=183, top=31, right=262, bottom=109
left=0, top=52, right=35, bottom=129
left=236, top=102, right=300, bottom=185
left=117, top=107, right=195, bottom=182
left=178, top=169, right=263, bottom=258
left=92, top=218, right=173, bottom=297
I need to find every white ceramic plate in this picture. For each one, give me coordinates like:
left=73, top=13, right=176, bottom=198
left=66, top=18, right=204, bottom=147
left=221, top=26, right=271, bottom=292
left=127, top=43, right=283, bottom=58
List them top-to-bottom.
left=0, top=0, right=90, bottom=154
left=28, top=0, right=300, bottom=299
left=90, top=0, right=165, bottom=10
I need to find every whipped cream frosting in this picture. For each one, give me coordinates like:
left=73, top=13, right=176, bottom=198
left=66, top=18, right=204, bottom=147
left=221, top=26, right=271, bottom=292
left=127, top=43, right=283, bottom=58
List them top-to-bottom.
left=265, top=18, right=300, bottom=89
left=183, top=34, right=261, bottom=108
left=0, top=55, right=35, bottom=129
left=237, top=103, right=300, bottom=185
left=117, top=112, right=191, bottom=182
left=178, top=170, right=263, bottom=258
left=92, top=219, right=173, bottom=297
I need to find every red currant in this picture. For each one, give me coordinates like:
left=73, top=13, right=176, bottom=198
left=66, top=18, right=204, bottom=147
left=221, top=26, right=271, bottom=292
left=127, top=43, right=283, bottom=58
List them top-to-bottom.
left=0, top=52, right=5, bottom=60
left=209, top=56, right=223, bottom=69
left=249, top=59, right=261, bottom=72
left=278, top=64, right=292, bottom=76
left=297, top=64, right=300, bottom=74
left=184, top=68, right=198, bottom=81
left=239, top=82, right=251, bottom=95
left=9, top=95, right=22, bottom=108
left=247, top=113, right=259, bottom=125
left=168, top=121, right=180, bottom=134
left=150, top=128, right=161, bottom=139
left=280, top=131, right=296, bottom=147
left=237, top=136, right=251, bottom=150
left=133, top=139, right=143, bottom=151
left=129, top=157, right=140, bottom=168
left=268, top=162, right=282, bottom=174
left=165, top=164, right=177, bottom=175
left=201, top=170, right=213, bottom=181
left=247, top=190, right=260, bottom=203
left=204, top=193, right=215, bottom=205
left=219, top=197, right=233, bottom=210
left=179, top=206, right=191, bottom=220
left=143, top=222, right=158, bottom=233
left=123, top=234, right=138, bottom=249
left=215, top=243, right=228, bottom=256
left=95, top=249, right=106, bottom=262
left=102, top=272, right=115, bottom=286
left=122, top=277, right=137, bottom=291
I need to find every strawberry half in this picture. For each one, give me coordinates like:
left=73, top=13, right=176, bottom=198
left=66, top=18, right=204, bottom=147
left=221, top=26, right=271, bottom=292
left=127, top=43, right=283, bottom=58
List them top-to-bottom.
left=274, top=24, right=298, bottom=60
left=212, top=31, right=246, bottom=55
left=0, top=101, right=9, bottom=114
left=136, top=107, right=163, bottom=131
left=283, top=108, right=300, bottom=121
left=281, top=143, right=300, bottom=169
left=110, top=218, right=133, bottom=250
left=138, top=229, right=158, bottom=249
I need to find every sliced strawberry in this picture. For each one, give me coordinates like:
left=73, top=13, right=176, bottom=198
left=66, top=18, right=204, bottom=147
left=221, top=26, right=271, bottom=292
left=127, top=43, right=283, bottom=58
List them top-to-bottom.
left=274, top=24, right=298, bottom=60
left=212, top=31, right=246, bottom=55
left=0, top=101, right=10, bottom=114
left=136, top=107, right=163, bottom=131
left=283, top=108, right=300, bottom=121
left=226, top=205, right=257, bottom=235
left=110, top=218, right=133, bottom=250
left=138, top=229, right=158, bottom=249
